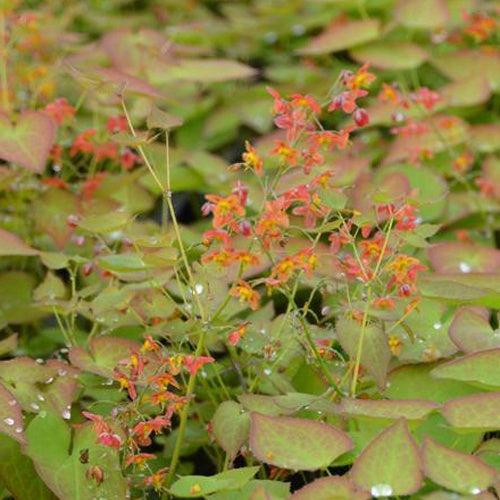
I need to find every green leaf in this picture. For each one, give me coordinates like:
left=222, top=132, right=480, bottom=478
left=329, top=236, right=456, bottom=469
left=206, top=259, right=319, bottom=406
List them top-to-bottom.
left=394, top=0, right=449, bottom=29
left=297, top=19, right=380, bottom=55
left=351, top=42, right=428, bottom=70
left=431, top=49, right=500, bottom=92
left=154, top=59, right=257, bottom=84
left=441, top=76, right=491, bottom=107
left=147, top=104, right=184, bottom=130
left=0, top=111, right=55, bottom=173
left=470, top=124, right=500, bottom=153
left=32, top=188, right=79, bottom=249
left=78, top=212, right=129, bottom=234
left=0, top=228, right=39, bottom=256
left=428, top=242, right=500, bottom=274
left=98, top=253, right=147, bottom=272
left=0, top=272, right=45, bottom=325
left=33, top=272, right=67, bottom=302
left=420, top=273, right=500, bottom=308
left=449, top=307, right=500, bottom=353
left=337, top=318, right=391, bottom=390
left=0, top=333, right=17, bottom=356
left=69, top=337, right=141, bottom=378
left=430, top=348, right=500, bottom=388
left=386, top=363, right=479, bottom=403
left=0, top=382, right=25, bottom=444
left=441, top=392, right=500, bottom=430
left=340, top=398, right=439, bottom=421
left=212, top=401, right=250, bottom=461
left=25, top=411, right=127, bottom=500
left=249, top=413, right=352, bottom=470
left=350, top=419, right=422, bottom=496
left=0, top=433, right=56, bottom=500
left=422, top=437, right=497, bottom=494
left=475, top=439, right=500, bottom=473
left=169, top=467, right=259, bottom=498
left=290, top=476, right=368, bottom=500
left=208, top=480, right=290, bottom=500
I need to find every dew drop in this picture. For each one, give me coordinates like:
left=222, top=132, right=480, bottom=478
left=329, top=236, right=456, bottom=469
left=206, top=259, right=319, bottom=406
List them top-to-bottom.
left=459, top=261, right=471, bottom=273
left=194, top=284, right=204, bottom=295
left=433, top=322, right=442, bottom=330
left=35, top=358, right=44, bottom=364
left=58, top=368, right=67, bottom=376
left=263, top=368, right=272, bottom=376
left=45, top=377, right=54, bottom=384
left=37, top=394, right=45, bottom=401
left=8, top=399, right=16, bottom=406
left=30, top=403, right=40, bottom=411
left=62, top=408, right=71, bottom=420
left=3, top=417, right=14, bottom=426
left=15, top=427, right=22, bottom=433
left=370, top=484, right=393, bottom=497
left=470, top=487, right=481, bottom=495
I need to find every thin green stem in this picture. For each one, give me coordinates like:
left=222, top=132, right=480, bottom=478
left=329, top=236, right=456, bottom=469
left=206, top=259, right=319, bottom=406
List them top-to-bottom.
left=349, top=285, right=372, bottom=396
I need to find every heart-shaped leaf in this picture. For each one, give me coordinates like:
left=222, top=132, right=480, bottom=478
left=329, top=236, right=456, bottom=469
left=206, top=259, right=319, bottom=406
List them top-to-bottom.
left=394, top=0, right=449, bottom=29
left=297, top=19, right=380, bottom=55
left=351, top=42, right=428, bottom=70
left=431, top=49, right=500, bottom=91
left=441, top=76, right=491, bottom=107
left=147, top=104, right=184, bottom=130
left=0, top=111, right=55, bottom=173
left=470, top=124, right=500, bottom=153
left=78, top=211, right=129, bottom=234
left=0, top=228, right=39, bottom=256
left=428, top=242, right=500, bottom=274
left=449, top=307, right=500, bottom=353
left=337, top=318, right=391, bottom=390
left=69, top=337, right=141, bottom=378
left=430, top=348, right=500, bottom=388
left=386, top=363, right=479, bottom=403
left=0, top=382, right=24, bottom=444
left=441, top=392, right=500, bottom=430
left=340, top=398, right=439, bottom=421
left=212, top=401, right=250, bottom=461
left=25, top=411, right=127, bottom=500
left=249, top=413, right=352, bottom=471
left=350, top=419, right=423, bottom=497
left=0, top=433, right=56, bottom=500
left=422, top=437, right=497, bottom=494
left=169, top=467, right=259, bottom=498
left=290, top=476, right=369, bottom=500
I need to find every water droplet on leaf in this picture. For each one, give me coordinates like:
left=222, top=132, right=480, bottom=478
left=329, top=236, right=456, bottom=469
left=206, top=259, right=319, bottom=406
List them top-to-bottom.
left=3, top=417, right=14, bottom=426
left=370, top=484, right=393, bottom=497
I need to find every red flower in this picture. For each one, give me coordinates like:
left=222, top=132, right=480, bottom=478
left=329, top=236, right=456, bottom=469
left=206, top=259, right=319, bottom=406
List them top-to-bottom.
left=44, top=98, right=75, bottom=124
left=353, top=108, right=369, bottom=127
left=106, top=115, right=128, bottom=134
left=70, top=128, right=96, bottom=157
left=230, top=280, right=261, bottom=311
left=184, top=355, right=215, bottom=376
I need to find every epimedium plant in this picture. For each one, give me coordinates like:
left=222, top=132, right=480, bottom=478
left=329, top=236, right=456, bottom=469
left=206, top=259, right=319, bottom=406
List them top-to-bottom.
left=0, top=1, right=499, bottom=500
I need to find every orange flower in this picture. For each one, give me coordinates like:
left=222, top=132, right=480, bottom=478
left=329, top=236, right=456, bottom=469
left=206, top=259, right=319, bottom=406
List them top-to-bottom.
left=345, top=64, right=376, bottom=90
left=242, top=140, right=263, bottom=175
left=270, top=140, right=299, bottom=166
left=202, top=193, right=245, bottom=230
left=230, top=280, right=260, bottom=310
left=113, top=369, right=137, bottom=400
left=125, top=453, right=156, bottom=469
left=143, top=467, right=169, bottom=491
